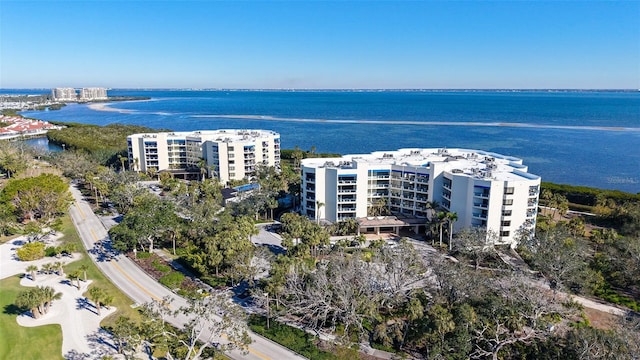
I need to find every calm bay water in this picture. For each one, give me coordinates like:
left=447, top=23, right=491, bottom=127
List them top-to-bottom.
left=14, top=89, right=640, bottom=193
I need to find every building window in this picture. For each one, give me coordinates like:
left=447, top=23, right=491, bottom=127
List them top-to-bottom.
left=505, top=187, right=514, bottom=194
left=503, top=199, right=513, bottom=206
left=502, top=210, right=512, bottom=216
left=501, top=220, right=511, bottom=227
left=500, top=231, right=510, bottom=237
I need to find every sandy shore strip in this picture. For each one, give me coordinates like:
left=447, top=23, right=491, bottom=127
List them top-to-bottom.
left=87, top=102, right=136, bottom=113
left=190, top=114, right=640, bottom=132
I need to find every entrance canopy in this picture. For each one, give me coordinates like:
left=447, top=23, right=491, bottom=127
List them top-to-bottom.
left=356, top=215, right=426, bottom=235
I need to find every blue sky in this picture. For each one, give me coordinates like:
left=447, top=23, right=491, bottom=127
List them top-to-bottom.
left=1, top=1, right=638, bottom=89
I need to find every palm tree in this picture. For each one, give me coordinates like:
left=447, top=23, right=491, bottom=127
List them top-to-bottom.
left=292, top=146, right=304, bottom=170
left=117, top=154, right=127, bottom=172
left=197, top=158, right=208, bottom=181
left=267, top=197, right=279, bottom=220
left=316, top=200, right=325, bottom=225
left=426, top=201, right=440, bottom=220
left=436, top=211, right=447, bottom=247
left=446, top=212, right=458, bottom=251
left=426, top=220, right=439, bottom=245
left=52, top=261, right=64, bottom=276
left=54, top=261, right=64, bottom=276
left=40, top=263, right=53, bottom=275
left=79, top=264, right=89, bottom=281
left=26, top=265, right=38, bottom=281
left=67, top=270, right=81, bottom=289
left=39, top=286, right=62, bottom=314
left=88, top=286, right=107, bottom=315
left=16, top=288, right=43, bottom=319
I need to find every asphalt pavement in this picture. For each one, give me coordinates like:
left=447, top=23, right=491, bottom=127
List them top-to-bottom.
left=68, top=185, right=306, bottom=360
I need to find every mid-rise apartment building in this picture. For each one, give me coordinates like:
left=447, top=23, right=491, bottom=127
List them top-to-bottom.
left=127, top=130, right=281, bottom=184
left=300, top=148, right=540, bottom=246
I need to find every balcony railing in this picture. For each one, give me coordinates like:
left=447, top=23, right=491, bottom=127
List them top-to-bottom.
left=338, top=189, right=356, bottom=194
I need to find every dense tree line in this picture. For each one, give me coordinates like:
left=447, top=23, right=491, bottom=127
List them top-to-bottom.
left=46, top=123, right=159, bottom=167
left=541, top=181, right=640, bottom=206
left=531, top=187, right=640, bottom=309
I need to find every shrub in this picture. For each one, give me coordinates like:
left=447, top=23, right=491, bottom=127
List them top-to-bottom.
left=16, top=242, right=45, bottom=261
left=44, top=246, right=60, bottom=257
left=136, top=251, right=151, bottom=259
left=151, top=259, right=171, bottom=273
left=159, top=272, right=184, bottom=289
left=201, top=276, right=230, bottom=289
left=595, top=288, right=640, bottom=312
left=248, top=315, right=336, bottom=360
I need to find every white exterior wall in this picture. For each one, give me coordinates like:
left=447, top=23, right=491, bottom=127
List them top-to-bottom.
left=52, top=88, right=77, bottom=101
left=79, top=88, right=108, bottom=100
left=128, top=130, right=280, bottom=184
left=300, top=148, right=540, bottom=246
left=354, top=165, right=370, bottom=219
left=324, top=168, right=338, bottom=222
left=486, top=181, right=506, bottom=238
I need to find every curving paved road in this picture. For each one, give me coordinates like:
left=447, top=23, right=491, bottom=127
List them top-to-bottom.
left=68, top=185, right=306, bottom=360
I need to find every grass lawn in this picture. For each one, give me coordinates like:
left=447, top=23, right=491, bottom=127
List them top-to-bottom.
left=0, top=214, right=141, bottom=358
left=56, top=214, right=142, bottom=328
left=0, top=275, right=64, bottom=360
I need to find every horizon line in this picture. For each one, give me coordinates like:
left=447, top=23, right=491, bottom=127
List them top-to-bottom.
left=1, top=87, right=638, bottom=92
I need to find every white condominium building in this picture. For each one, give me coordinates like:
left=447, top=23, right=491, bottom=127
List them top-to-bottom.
left=51, top=87, right=108, bottom=101
left=79, top=87, right=108, bottom=101
left=51, top=88, right=78, bottom=101
left=127, top=130, right=281, bottom=184
left=301, top=148, right=540, bottom=246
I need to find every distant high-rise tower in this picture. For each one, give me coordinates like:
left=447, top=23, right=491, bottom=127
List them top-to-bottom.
left=51, top=88, right=78, bottom=101
left=79, top=88, right=108, bottom=101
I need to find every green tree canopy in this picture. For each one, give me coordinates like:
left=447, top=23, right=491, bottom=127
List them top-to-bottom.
left=0, top=173, right=70, bottom=225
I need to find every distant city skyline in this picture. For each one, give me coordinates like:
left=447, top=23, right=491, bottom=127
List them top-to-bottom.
left=1, top=1, right=638, bottom=89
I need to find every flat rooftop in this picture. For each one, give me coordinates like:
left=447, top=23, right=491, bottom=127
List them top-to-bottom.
left=132, top=129, right=280, bottom=142
left=301, top=148, right=540, bottom=182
